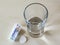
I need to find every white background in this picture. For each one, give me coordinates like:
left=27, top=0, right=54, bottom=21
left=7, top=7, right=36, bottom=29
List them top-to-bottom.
left=0, top=0, right=60, bottom=45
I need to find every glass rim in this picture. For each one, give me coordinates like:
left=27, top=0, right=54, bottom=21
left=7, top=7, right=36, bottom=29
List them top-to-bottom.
left=23, top=3, right=48, bottom=24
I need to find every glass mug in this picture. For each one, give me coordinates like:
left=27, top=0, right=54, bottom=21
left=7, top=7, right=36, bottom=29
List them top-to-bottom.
left=23, top=3, right=48, bottom=38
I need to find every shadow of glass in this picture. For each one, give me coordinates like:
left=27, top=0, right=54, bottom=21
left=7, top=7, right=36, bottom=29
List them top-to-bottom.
left=43, top=24, right=60, bottom=45
left=24, top=38, right=47, bottom=45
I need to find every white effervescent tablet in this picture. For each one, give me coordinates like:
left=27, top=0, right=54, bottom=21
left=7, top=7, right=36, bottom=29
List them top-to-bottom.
left=20, top=35, right=26, bottom=44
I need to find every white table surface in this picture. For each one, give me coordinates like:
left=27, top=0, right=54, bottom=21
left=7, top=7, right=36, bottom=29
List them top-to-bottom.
left=0, top=0, right=60, bottom=45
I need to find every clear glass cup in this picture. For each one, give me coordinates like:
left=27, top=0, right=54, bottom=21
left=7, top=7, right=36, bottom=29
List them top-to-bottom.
left=23, top=3, right=48, bottom=38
